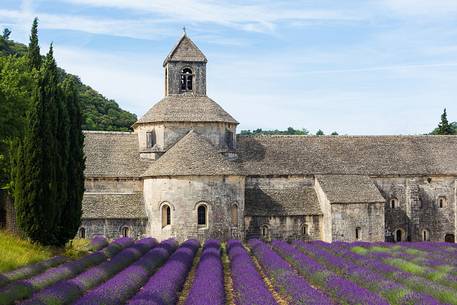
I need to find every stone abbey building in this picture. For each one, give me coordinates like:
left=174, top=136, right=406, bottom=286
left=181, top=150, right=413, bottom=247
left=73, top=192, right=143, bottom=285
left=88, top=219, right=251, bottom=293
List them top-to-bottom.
left=78, top=34, right=457, bottom=243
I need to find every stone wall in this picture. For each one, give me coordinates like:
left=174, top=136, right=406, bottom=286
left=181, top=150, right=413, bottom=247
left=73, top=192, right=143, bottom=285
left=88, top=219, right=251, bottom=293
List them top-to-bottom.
left=166, top=62, right=206, bottom=95
left=144, top=175, right=245, bottom=242
left=374, top=176, right=456, bottom=242
left=84, top=178, right=142, bottom=193
left=314, top=178, right=332, bottom=242
left=331, top=203, right=385, bottom=242
left=244, top=215, right=321, bottom=241
left=79, top=218, right=147, bottom=239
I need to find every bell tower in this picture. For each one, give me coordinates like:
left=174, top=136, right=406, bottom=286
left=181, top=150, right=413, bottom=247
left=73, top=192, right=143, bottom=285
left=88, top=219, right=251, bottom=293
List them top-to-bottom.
left=163, top=33, right=207, bottom=96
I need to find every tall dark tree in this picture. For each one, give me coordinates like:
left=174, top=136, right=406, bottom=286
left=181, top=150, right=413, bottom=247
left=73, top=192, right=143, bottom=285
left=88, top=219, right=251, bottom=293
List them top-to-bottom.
left=27, top=18, right=41, bottom=70
left=2, top=28, right=11, bottom=40
left=15, top=46, right=60, bottom=245
left=56, top=77, right=85, bottom=245
left=435, top=108, right=454, bottom=135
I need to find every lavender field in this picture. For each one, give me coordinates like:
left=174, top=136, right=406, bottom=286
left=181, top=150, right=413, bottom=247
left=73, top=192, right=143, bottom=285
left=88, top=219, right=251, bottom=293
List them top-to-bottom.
left=0, top=238, right=456, bottom=305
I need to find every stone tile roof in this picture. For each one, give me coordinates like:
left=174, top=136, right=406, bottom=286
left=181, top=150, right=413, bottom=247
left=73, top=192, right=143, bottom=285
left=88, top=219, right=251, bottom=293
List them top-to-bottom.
left=163, top=34, right=207, bottom=66
left=134, top=95, right=238, bottom=125
left=142, top=130, right=241, bottom=177
left=83, top=131, right=151, bottom=178
left=237, top=135, right=457, bottom=176
left=316, top=175, right=385, bottom=204
left=245, top=186, right=322, bottom=216
left=82, top=192, right=147, bottom=219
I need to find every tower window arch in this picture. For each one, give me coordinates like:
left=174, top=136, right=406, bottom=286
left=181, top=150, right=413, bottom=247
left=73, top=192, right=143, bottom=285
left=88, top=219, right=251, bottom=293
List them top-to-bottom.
left=180, top=68, right=193, bottom=91
left=161, top=204, right=171, bottom=228
left=197, top=204, right=207, bottom=227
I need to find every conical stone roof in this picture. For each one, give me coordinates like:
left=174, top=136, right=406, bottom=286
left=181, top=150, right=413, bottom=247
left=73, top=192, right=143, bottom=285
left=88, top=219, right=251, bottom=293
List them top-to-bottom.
left=163, top=34, right=207, bottom=66
left=134, top=95, right=238, bottom=125
left=142, top=130, right=241, bottom=177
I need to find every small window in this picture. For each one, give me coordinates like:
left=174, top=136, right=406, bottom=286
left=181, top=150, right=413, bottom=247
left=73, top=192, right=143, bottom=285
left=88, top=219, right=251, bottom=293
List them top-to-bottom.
left=180, top=68, right=193, bottom=91
left=146, top=130, right=156, bottom=148
left=225, top=130, right=234, bottom=150
left=438, top=197, right=446, bottom=208
left=390, top=198, right=398, bottom=209
left=161, top=204, right=171, bottom=228
left=231, top=204, right=238, bottom=226
left=197, top=205, right=207, bottom=226
left=303, top=224, right=309, bottom=236
left=261, top=225, right=269, bottom=239
left=121, top=226, right=130, bottom=237
left=79, top=227, right=86, bottom=239
left=355, top=227, right=362, bottom=240
left=395, top=229, right=403, bottom=242
left=422, top=229, right=430, bottom=241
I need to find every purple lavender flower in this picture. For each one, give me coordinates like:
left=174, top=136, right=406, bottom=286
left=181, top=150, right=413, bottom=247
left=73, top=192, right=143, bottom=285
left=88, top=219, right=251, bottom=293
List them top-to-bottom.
left=88, top=236, right=109, bottom=251
left=0, top=238, right=133, bottom=304
left=22, top=238, right=158, bottom=305
left=74, top=239, right=179, bottom=305
left=127, top=239, right=200, bottom=305
left=227, top=239, right=277, bottom=305
left=248, top=239, right=333, bottom=305
left=184, top=240, right=224, bottom=305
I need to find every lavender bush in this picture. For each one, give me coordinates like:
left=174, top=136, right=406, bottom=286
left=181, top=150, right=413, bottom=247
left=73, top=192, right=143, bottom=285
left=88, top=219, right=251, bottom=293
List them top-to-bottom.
left=88, top=236, right=109, bottom=251
left=0, top=237, right=133, bottom=305
left=22, top=238, right=157, bottom=305
left=74, top=239, right=179, bottom=305
left=127, top=239, right=200, bottom=305
left=184, top=239, right=224, bottom=305
left=227, top=239, right=277, bottom=305
left=248, top=239, right=333, bottom=305
left=273, top=240, right=389, bottom=305
left=0, top=256, right=67, bottom=288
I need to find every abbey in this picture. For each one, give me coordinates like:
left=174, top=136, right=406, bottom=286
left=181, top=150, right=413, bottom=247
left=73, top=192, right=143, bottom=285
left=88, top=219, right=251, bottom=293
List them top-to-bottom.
left=80, top=34, right=457, bottom=243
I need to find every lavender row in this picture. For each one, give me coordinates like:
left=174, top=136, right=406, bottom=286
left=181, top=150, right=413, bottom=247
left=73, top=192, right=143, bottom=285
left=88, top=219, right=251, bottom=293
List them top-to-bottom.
left=88, top=236, right=109, bottom=251
left=0, top=237, right=133, bottom=305
left=22, top=238, right=158, bottom=305
left=74, top=238, right=179, bottom=305
left=127, top=239, right=200, bottom=305
left=248, top=239, right=333, bottom=305
left=184, top=240, right=224, bottom=305
left=227, top=240, right=277, bottom=305
left=272, top=240, right=388, bottom=305
left=293, top=241, right=440, bottom=305
left=314, top=241, right=456, bottom=305
left=0, top=256, right=67, bottom=288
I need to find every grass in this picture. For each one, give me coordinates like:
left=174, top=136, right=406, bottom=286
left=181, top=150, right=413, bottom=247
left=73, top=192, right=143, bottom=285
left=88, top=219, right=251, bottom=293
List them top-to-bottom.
left=0, top=231, right=54, bottom=273
left=351, top=246, right=368, bottom=255
left=387, top=258, right=425, bottom=275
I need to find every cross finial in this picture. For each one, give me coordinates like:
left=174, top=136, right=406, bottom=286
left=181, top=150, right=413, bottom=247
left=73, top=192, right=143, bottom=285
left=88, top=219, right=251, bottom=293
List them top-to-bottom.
left=182, top=26, right=186, bottom=35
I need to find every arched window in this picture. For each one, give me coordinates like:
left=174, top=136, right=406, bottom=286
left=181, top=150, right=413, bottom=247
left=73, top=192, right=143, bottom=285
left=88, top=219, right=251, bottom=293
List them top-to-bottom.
left=180, top=68, right=193, bottom=91
left=438, top=197, right=446, bottom=208
left=390, top=198, right=398, bottom=209
left=161, top=204, right=171, bottom=228
left=197, top=204, right=207, bottom=226
left=231, top=204, right=238, bottom=226
left=302, top=224, right=309, bottom=236
left=261, top=225, right=269, bottom=239
left=121, top=226, right=130, bottom=237
left=78, top=227, right=86, bottom=239
left=355, top=227, right=362, bottom=240
left=395, top=229, right=403, bottom=242
left=422, top=229, right=430, bottom=241
left=445, top=234, right=455, bottom=243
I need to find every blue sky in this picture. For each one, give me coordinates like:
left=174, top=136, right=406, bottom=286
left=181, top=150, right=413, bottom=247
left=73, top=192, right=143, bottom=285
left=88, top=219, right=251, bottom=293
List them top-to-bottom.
left=1, top=0, right=457, bottom=134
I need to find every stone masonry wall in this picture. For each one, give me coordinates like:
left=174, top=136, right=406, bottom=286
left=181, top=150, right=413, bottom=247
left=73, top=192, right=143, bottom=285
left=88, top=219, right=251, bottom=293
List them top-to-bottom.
left=166, top=62, right=206, bottom=95
left=144, top=175, right=245, bottom=242
left=80, top=218, right=147, bottom=239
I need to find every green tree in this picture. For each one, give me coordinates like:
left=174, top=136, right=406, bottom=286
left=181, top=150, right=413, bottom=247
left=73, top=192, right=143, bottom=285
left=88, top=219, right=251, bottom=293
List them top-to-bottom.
left=27, top=18, right=41, bottom=70
left=2, top=28, right=11, bottom=40
left=15, top=46, right=61, bottom=245
left=56, top=77, right=85, bottom=245
left=432, top=108, right=456, bottom=135
left=316, top=129, right=324, bottom=136
left=331, top=131, right=339, bottom=135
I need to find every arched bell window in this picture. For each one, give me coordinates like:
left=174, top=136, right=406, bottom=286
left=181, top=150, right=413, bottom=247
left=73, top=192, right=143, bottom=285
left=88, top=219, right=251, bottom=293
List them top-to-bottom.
left=180, top=68, right=193, bottom=91
left=161, top=204, right=171, bottom=228
left=197, top=204, right=207, bottom=227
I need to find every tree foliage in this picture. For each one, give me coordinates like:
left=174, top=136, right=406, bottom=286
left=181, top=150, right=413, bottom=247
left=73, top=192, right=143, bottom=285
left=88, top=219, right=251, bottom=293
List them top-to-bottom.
left=27, top=18, right=41, bottom=70
left=2, top=28, right=11, bottom=40
left=431, top=108, right=457, bottom=135
left=240, top=127, right=310, bottom=136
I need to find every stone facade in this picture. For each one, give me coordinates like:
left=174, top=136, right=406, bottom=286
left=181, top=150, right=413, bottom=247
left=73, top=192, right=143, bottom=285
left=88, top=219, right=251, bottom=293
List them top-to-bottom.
left=78, top=33, right=457, bottom=244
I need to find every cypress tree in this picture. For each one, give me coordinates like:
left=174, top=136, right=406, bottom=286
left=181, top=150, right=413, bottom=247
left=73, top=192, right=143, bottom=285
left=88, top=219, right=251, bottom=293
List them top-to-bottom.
left=28, top=17, right=41, bottom=70
left=15, top=46, right=60, bottom=245
left=56, top=77, right=85, bottom=245
left=436, top=108, right=454, bottom=135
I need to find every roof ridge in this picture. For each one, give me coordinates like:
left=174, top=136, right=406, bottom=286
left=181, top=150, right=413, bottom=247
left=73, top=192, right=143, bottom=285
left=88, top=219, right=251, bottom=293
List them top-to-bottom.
left=163, top=34, right=207, bottom=66
left=83, top=130, right=134, bottom=135
left=238, top=134, right=457, bottom=138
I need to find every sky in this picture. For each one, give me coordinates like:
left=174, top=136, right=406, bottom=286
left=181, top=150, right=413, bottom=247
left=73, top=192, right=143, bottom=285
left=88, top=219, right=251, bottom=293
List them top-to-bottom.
left=1, top=0, right=457, bottom=135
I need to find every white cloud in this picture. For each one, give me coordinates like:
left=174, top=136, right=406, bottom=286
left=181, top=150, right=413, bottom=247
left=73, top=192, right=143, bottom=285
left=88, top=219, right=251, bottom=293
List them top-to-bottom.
left=383, top=0, right=457, bottom=16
